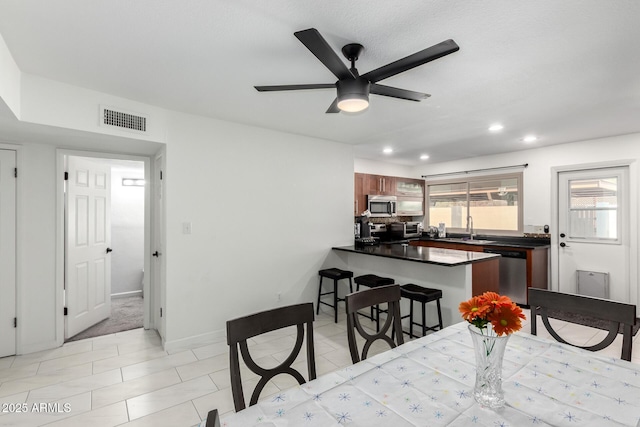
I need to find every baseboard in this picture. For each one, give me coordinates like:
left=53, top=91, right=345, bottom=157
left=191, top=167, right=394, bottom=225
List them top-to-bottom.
left=111, top=290, right=143, bottom=299
left=163, top=328, right=226, bottom=353
left=19, top=339, right=60, bottom=356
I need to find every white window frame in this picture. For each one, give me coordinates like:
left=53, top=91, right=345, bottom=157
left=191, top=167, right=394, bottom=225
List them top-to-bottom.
left=425, top=172, right=524, bottom=236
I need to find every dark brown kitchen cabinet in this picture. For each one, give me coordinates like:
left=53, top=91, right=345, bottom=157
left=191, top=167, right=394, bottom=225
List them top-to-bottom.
left=354, top=173, right=367, bottom=215
left=355, top=173, right=425, bottom=216
left=355, top=173, right=395, bottom=215
left=365, top=174, right=395, bottom=196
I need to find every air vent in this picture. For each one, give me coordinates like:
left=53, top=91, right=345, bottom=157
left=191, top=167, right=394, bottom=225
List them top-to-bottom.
left=100, top=106, right=147, bottom=132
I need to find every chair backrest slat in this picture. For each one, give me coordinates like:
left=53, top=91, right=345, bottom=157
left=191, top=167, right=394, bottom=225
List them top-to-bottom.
left=346, top=284, right=404, bottom=364
left=528, top=288, right=636, bottom=361
left=227, top=302, right=316, bottom=411
left=205, top=409, right=220, bottom=427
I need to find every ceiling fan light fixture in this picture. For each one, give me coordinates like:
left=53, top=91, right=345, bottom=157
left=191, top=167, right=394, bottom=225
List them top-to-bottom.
left=336, top=78, right=370, bottom=112
left=337, top=97, right=369, bottom=112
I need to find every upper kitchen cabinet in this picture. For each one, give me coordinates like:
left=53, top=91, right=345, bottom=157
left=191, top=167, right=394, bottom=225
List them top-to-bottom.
left=355, top=173, right=425, bottom=216
left=365, top=174, right=396, bottom=196
left=395, top=178, right=425, bottom=197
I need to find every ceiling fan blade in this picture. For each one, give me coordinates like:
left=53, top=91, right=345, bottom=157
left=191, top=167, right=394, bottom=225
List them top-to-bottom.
left=294, top=28, right=354, bottom=81
left=362, top=39, right=459, bottom=83
left=255, top=84, right=335, bottom=92
left=370, top=84, right=431, bottom=102
left=326, top=98, right=340, bottom=113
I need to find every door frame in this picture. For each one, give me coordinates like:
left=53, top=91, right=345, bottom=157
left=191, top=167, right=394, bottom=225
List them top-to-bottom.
left=0, top=144, right=20, bottom=355
left=55, top=149, right=154, bottom=346
left=153, top=150, right=166, bottom=341
left=550, top=159, right=638, bottom=309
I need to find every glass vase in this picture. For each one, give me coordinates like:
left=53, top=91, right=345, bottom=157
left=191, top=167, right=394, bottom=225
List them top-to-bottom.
left=468, top=324, right=510, bottom=409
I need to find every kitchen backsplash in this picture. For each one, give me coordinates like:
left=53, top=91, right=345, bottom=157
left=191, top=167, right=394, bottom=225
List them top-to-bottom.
left=368, top=216, right=420, bottom=225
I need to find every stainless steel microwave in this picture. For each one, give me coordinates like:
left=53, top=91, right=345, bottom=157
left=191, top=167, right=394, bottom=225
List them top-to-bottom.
left=367, top=195, right=397, bottom=217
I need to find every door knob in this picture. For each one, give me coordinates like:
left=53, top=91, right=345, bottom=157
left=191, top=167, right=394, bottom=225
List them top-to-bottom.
left=560, top=233, right=566, bottom=238
left=559, top=242, right=569, bottom=248
left=106, top=247, right=113, bottom=254
left=152, top=251, right=160, bottom=257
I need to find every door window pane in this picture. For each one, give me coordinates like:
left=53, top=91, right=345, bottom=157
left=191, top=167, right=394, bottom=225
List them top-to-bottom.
left=568, top=177, right=618, bottom=240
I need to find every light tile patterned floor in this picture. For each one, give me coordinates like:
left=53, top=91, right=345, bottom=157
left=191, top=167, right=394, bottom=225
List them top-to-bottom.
left=1, top=307, right=639, bottom=426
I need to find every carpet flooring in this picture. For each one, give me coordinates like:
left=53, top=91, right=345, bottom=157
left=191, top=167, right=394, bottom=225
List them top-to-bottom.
left=66, top=295, right=144, bottom=342
left=545, top=308, right=640, bottom=336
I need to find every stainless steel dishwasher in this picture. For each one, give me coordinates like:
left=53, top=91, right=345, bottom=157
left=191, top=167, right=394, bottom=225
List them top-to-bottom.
left=482, top=248, right=527, bottom=305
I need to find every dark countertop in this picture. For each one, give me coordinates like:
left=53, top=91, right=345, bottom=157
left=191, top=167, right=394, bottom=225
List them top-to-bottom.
left=372, top=231, right=550, bottom=249
left=415, top=235, right=551, bottom=249
left=333, top=244, right=500, bottom=267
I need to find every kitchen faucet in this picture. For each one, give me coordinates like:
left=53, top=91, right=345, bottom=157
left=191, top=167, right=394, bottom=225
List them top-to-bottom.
left=466, top=215, right=475, bottom=240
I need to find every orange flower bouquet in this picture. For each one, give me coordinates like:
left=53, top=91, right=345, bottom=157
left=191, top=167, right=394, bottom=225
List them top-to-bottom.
left=459, top=291, right=526, bottom=409
left=459, top=291, right=525, bottom=336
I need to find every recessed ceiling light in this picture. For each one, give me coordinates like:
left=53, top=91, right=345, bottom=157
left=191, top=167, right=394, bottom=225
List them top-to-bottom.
left=488, top=124, right=504, bottom=132
left=523, top=135, right=537, bottom=143
left=383, top=147, right=393, bottom=154
left=420, top=154, right=430, bottom=160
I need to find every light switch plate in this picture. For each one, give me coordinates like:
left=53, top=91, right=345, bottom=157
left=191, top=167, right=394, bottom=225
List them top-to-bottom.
left=182, top=222, right=192, bottom=234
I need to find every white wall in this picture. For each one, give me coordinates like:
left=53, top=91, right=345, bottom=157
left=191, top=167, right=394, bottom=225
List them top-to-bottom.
left=0, top=33, right=21, bottom=117
left=1, top=64, right=356, bottom=353
left=20, top=74, right=168, bottom=144
left=163, top=112, right=354, bottom=347
left=354, top=158, right=414, bottom=178
left=111, top=163, right=145, bottom=295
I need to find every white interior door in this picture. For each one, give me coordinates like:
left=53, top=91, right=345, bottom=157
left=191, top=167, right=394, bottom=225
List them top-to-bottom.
left=0, top=149, right=17, bottom=357
left=65, top=157, right=112, bottom=338
left=557, top=167, right=629, bottom=303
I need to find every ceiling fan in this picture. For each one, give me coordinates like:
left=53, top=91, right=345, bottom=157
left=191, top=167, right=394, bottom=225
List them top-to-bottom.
left=254, top=28, right=459, bottom=113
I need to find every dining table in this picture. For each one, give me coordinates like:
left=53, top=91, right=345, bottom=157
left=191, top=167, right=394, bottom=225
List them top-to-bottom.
left=204, top=321, right=640, bottom=426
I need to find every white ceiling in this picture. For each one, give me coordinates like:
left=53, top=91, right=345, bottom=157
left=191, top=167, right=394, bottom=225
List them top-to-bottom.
left=1, top=1, right=639, bottom=165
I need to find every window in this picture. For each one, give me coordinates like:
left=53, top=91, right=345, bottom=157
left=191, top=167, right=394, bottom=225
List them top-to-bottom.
left=426, top=173, right=523, bottom=235
left=568, top=176, right=618, bottom=241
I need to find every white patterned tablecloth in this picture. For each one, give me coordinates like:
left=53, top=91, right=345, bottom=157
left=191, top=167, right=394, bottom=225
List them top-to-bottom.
left=209, top=322, right=640, bottom=426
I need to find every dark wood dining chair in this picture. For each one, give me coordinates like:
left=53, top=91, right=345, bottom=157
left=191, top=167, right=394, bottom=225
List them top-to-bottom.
left=346, top=284, right=404, bottom=364
left=528, top=288, right=636, bottom=361
left=226, top=302, right=316, bottom=412
left=205, top=409, right=220, bottom=427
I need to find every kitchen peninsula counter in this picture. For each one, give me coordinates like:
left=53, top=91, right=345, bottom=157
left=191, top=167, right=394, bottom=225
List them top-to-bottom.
left=329, top=244, right=500, bottom=328
left=332, top=244, right=499, bottom=266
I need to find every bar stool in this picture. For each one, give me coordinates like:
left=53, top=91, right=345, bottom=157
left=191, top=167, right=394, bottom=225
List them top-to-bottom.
left=317, top=268, right=354, bottom=323
left=354, top=274, right=395, bottom=331
left=399, top=284, right=443, bottom=338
